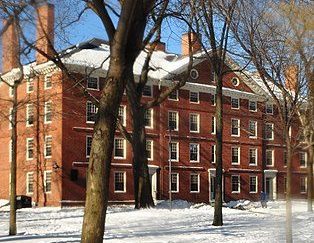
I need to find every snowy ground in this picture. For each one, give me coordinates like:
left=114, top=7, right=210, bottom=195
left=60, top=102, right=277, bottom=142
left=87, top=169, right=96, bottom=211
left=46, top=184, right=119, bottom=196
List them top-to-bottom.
left=0, top=199, right=313, bottom=243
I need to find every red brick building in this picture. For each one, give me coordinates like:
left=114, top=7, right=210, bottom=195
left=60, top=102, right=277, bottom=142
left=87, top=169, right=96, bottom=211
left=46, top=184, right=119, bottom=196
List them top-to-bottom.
left=0, top=3, right=309, bottom=206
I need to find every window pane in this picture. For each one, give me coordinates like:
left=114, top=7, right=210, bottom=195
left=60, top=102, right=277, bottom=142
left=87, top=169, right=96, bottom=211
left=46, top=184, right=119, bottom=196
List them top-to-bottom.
left=87, top=77, right=98, bottom=89
left=143, top=85, right=152, bottom=96
left=190, top=91, right=199, bottom=103
left=231, top=98, right=239, bottom=109
left=86, top=102, right=97, bottom=122
left=145, top=109, right=152, bottom=128
left=168, top=111, right=178, bottom=130
left=190, top=114, right=199, bottom=132
left=45, top=136, right=52, bottom=157
left=114, top=139, right=125, bottom=158
left=190, top=144, right=199, bottom=161
left=45, top=171, right=52, bottom=192
left=114, top=172, right=125, bottom=191
left=171, top=173, right=178, bottom=192
left=190, top=174, right=199, bottom=192
left=232, top=176, right=240, bottom=192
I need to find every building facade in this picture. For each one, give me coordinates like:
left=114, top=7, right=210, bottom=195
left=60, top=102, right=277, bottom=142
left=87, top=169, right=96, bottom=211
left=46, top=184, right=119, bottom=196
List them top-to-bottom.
left=0, top=3, right=309, bottom=206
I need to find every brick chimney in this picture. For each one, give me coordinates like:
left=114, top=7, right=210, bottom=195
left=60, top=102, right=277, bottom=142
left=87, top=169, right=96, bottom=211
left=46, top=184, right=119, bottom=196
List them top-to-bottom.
left=36, top=1, right=55, bottom=64
left=2, top=19, right=19, bottom=73
left=181, top=32, right=201, bottom=56
left=146, top=41, right=166, bottom=52
left=285, top=65, right=298, bottom=92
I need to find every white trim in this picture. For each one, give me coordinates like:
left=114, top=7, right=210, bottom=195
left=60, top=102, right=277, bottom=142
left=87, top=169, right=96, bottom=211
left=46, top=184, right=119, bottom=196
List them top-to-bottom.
left=44, top=74, right=52, bottom=90
left=86, top=77, right=100, bottom=91
left=26, top=78, right=34, bottom=93
left=143, top=85, right=153, bottom=97
left=168, top=89, right=179, bottom=101
left=189, top=91, right=199, bottom=104
left=231, top=97, right=240, bottom=110
left=249, top=100, right=257, bottom=112
left=44, top=101, right=52, bottom=124
left=86, top=101, right=97, bottom=124
left=265, top=103, right=274, bottom=115
left=26, top=104, right=34, bottom=127
left=118, top=105, right=127, bottom=126
left=145, top=108, right=154, bottom=129
left=168, top=110, right=179, bottom=131
left=189, top=113, right=200, bottom=133
left=211, top=116, right=216, bottom=134
left=231, top=118, right=240, bottom=137
left=249, top=120, right=257, bottom=139
left=265, top=123, right=274, bottom=140
left=44, top=135, right=52, bottom=158
left=86, top=135, right=93, bottom=158
left=26, top=138, right=34, bottom=160
left=114, top=138, right=126, bottom=159
left=146, top=140, right=154, bottom=161
left=170, top=141, right=179, bottom=162
left=189, top=143, right=200, bottom=163
left=211, top=144, right=216, bottom=164
left=231, top=147, right=241, bottom=165
left=249, top=148, right=258, bottom=166
left=266, top=149, right=275, bottom=167
left=300, top=152, right=307, bottom=168
left=44, top=170, right=52, bottom=193
left=114, top=171, right=126, bottom=193
left=26, top=172, right=34, bottom=195
left=171, top=173, right=179, bottom=193
left=190, top=173, right=200, bottom=193
left=231, top=175, right=240, bottom=193
left=249, top=175, right=258, bottom=193
left=300, top=177, right=307, bottom=194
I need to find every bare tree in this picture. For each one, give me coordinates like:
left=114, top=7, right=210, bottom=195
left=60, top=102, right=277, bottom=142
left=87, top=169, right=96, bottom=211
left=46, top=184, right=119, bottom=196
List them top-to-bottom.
left=231, top=1, right=311, bottom=241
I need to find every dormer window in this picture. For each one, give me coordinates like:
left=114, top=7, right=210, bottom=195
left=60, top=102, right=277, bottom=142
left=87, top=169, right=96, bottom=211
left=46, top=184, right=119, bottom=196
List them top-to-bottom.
left=190, top=69, right=199, bottom=80
left=87, top=77, right=99, bottom=90
left=231, top=77, right=240, bottom=86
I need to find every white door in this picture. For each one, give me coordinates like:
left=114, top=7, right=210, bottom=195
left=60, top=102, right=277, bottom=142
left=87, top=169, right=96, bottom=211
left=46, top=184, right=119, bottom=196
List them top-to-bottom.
left=150, top=172, right=157, bottom=201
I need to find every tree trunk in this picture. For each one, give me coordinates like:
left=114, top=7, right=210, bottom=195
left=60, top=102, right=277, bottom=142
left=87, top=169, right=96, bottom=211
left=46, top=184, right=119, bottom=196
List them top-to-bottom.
left=81, top=68, right=126, bottom=243
left=213, top=74, right=223, bottom=226
left=9, top=84, right=18, bottom=236
left=131, top=107, right=154, bottom=209
left=286, top=137, right=293, bottom=243
left=307, top=142, right=313, bottom=212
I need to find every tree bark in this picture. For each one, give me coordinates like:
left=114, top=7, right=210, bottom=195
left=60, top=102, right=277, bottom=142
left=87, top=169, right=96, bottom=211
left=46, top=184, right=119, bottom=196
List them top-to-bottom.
left=213, top=73, right=223, bottom=226
left=9, top=83, right=18, bottom=236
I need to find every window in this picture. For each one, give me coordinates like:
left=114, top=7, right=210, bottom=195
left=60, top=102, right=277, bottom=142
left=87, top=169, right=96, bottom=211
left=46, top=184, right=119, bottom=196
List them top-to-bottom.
left=190, top=69, right=199, bottom=80
left=44, top=74, right=52, bottom=89
left=86, top=77, right=99, bottom=90
left=231, top=77, right=240, bottom=86
left=26, top=78, right=34, bottom=93
left=143, top=85, right=152, bottom=97
left=169, top=90, right=178, bottom=100
left=190, top=91, right=199, bottom=103
left=210, top=94, right=216, bottom=106
left=231, top=97, right=240, bottom=109
left=44, top=101, right=52, bottom=123
left=86, top=101, right=97, bottom=123
left=249, top=101, right=257, bottom=112
left=265, top=103, right=273, bottom=114
left=26, top=104, right=34, bottom=126
left=118, top=105, right=126, bottom=126
left=145, top=109, right=153, bottom=128
left=168, top=111, right=178, bottom=131
left=189, top=113, right=199, bottom=133
left=211, top=116, right=216, bottom=134
left=231, top=119, right=240, bottom=136
left=249, top=120, right=257, bottom=138
left=265, top=123, right=274, bottom=140
left=44, top=136, right=52, bottom=158
left=86, top=136, right=92, bottom=158
left=26, top=138, right=34, bottom=160
left=114, top=138, right=125, bottom=159
left=146, top=140, right=153, bottom=160
left=170, top=142, right=179, bottom=161
left=190, top=143, right=199, bottom=162
left=211, top=144, right=216, bottom=163
left=231, top=147, right=240, bottom=165
left=249, top=148, right=258, bottom=165
left=266, top=149, right=274, bottom=166
left=284, top=151, right=287, bottom=167
left=300, top=152, right=307, bottom=168
left=44, top=171, right=52, bottom=193
left=26, top=172, right=34, bottom=194
left=114, top=172, right=126, bottom=192
left=171, top=173, right=179, bottom=192
left=190, top=173, right=200, bottom=193
left=231, top=175, right=240, bottom=193
left=249, top=176, right=258, bottom=193
left=300, top=177, right=307, bottom=193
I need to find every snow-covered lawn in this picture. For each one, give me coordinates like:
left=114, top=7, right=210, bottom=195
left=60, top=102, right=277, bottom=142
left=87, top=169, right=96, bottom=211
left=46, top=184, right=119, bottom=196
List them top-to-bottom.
left=0, top=199, right=313, bottom=243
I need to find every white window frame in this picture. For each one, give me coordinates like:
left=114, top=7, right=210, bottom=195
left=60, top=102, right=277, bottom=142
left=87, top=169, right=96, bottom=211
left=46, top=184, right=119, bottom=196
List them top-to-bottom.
left=44, top=74, right=52, bottom=90
left=26, top=77, right=34, bottom=93
left=86, top=77, right=99, bottom=91
left=143, top=85, right=153, bottom=97
left=168, top=89, right=179, bottom=101
left=189, top=91, right=199, bottom=103
left=231, top=97, right=240, bottom=110
left=249, top=100, right=257, bottom=112
left=44, top=101, right=52, bottom=124
left=86, top=101, right=97, bottom=124
left=265, top=103, right=274, bottom=114
left=26, top=104, right=34, bottom=127
left=118, top=105, right=126, bottom=126
left=145, top=108, right=154, bottom=129
left=168, top=110, right=179, bottom=131
left=189, top=113, right=200, bottom=133
left=211, top=116, right=216, bottom=134
left=231, top=118, right=240, bottom=137
left=249, top=120, right=257, bottom=138
left=265, top=123, right=274, bottom=140
left=86, top=135, right=93, bottom=158
left=44, top=136, right=52, bottom=158
left=26, top=138, right=34, bottom=160
left=114, top=138, right=126, bottom=159
left=146, top=140, right=153, bottom=161
left=169, top=142, right=179, bottom=162
left=189, top=143, right=200, bottom=163
left=211, top=144, right=216, bottom=164
left=231, top=147, right=241, bottom=165
left=249, top=148, right=258, bottom=166
left=266, top=149, right=274, bottom=167
left=300, top=152, right=307, bottom=168
left=44, top=170, right=52, bottom=193
left=114, top=171, right=126, bottom=193
left=26, top=172, right=34, bottom=195
left=171, top=173, right=179, bottom=193
left=190, top=173, right=200, bottom=193
left=231, top=175, right=240, bottom=193
left=249, top=176, right=258, bottom=193
left=300, top=177, right=307, bottom=194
